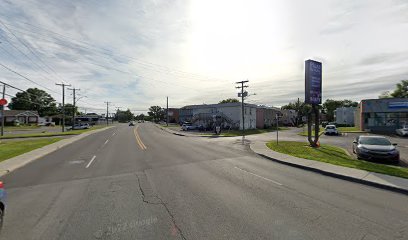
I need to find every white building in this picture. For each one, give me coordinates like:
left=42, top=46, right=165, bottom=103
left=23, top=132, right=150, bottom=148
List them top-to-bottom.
left=180, top=102, right=257, bottom=130
left=335, top=107, right=355, bottom=126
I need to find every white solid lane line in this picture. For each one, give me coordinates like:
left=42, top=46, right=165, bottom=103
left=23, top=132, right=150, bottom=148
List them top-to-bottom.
left=104, top=139, right=109, bottom=145
left=86, top=155, right=96, bottom=168
left=234, top=166, right=283, bottom=186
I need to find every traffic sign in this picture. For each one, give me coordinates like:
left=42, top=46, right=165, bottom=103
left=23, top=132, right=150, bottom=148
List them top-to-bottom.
left=0, top=99, right=7, bottom=106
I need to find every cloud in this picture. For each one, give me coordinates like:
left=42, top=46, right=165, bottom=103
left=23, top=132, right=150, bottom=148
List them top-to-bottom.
left=0, top=0, right=407, bottom=113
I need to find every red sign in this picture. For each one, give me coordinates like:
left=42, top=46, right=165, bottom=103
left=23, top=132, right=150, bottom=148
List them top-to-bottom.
left=0, top=99, right=7, bottom=106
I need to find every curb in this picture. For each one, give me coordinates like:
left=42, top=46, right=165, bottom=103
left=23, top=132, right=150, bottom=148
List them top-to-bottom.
left=0, top=126, right=115, bottom=177
left=249, top=144, right=408, bottom=195
left=256, top=153, right=408, bottom=195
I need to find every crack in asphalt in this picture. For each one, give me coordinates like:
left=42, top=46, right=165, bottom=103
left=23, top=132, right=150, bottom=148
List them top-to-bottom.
left=136, top=173, right=187, bottom=240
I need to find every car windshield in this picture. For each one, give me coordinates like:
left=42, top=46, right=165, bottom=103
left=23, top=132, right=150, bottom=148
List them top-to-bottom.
left=326, top=126, right=335, bottom=129
left=359, top=137, right=391, bottom=146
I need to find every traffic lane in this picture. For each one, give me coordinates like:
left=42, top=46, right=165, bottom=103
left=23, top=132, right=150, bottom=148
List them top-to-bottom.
left=136, top=122, right=251, bottom=169
left=136, top=123, right=408, bottom=239
left=81, top=124, right=151, bottom=179
left=0, top=126, right=117, bottom=188
left=146, top=154, right=408, bottom=240
left=0, top=172, right=181, bottom=240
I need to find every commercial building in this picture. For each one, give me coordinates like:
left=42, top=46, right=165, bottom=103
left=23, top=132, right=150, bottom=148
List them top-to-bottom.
left=355, top=98, right=408, bottom=133
left=179, top=102, right=257, bottom=130
left=256, top=106, right=281, bottom=129
left=334, top=107, right=356, bottom=126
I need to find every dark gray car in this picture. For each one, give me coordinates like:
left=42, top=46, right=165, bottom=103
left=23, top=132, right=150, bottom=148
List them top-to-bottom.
left=352, top=136, right=399, bottom=163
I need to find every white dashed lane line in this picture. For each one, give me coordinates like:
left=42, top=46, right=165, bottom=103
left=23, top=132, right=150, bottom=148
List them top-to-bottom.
left=85, top=155, right=96, bottom=168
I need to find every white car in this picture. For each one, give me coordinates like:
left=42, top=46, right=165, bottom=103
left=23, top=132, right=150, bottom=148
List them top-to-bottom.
left=181, top=123, right=196, bottom=131
left=324, top=125, right=339, bottom=135
left=396, top=126, right=408, bottom=137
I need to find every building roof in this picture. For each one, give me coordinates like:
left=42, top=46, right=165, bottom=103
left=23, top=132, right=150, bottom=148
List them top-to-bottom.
left=181, top=102, right=257, bottom=109
left=4, top=110, right=39, bottom=117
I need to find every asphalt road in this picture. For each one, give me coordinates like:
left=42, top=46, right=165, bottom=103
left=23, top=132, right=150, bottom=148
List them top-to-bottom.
left=1, top=123, right=407, bottom=239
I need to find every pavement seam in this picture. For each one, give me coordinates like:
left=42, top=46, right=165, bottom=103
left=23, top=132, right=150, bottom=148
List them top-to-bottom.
left=135, top=173, right=187, bottom=240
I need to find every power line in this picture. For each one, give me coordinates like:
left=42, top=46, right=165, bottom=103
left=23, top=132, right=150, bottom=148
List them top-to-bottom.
left=0, top=18, right=69, bottom=83
left=0, top=19, right=230, bottom=83
left=0, top=24, right=64, bottom=87
left=0, top=62, right=60, bottom=94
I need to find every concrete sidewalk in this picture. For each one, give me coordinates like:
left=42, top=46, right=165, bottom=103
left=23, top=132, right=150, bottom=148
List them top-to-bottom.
left=0, top=126, right=115, bottom=177
left=250, top=141, right=408, bottom=194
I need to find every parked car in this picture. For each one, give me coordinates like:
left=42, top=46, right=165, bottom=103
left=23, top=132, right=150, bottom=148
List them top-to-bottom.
left=129, top=121, right=135, bottom=126
left=69, top=123, right=90, bottom=130
left=182, top=123, right=196, bottom=131
left=324, top=125, right=339, bottom=135
left=396, top=126, right=408, bottom=137
left=352, top=136, right=399, bottom=163
left=0, top=181, right=6, bottom=231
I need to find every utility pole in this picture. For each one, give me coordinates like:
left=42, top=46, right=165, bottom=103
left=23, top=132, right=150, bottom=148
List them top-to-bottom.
left=236, top=80, right=249, bottom=140
left=1, top=83, right=5, bottom=136
left=56, top=83, right=71, bottom=132
left=67, top=87, right=80, bottom=127
left=166, top=96, right=169, bottom=127
left=104, top=102, right=111, bottom=126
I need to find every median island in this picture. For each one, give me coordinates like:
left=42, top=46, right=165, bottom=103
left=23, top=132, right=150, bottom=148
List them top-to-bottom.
left=266, top=141, right=408, bottom=179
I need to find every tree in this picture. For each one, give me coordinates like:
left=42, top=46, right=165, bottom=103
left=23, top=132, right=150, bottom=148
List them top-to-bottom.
left=378, top=80, right=408, bottom=98
left=390, top=80, right=408, bottom=98
left=8, top=88, right=58, bottom=116
left=379, top=91, right=391, bottom=99
left=219, top=98, right=239, bottom=104
left=281, top=99, right=311, bottom=126
left=59, top=103, right=79, bottom=116
left=148, top=106, right=165, bottom=122
left=115, top=109, right=134, bottom=122
left=135, top=114, right=145, bottom=120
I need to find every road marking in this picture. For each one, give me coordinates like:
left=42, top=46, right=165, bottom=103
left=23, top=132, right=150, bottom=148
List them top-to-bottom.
left=134, top=126, right=147, bottom=150
left=112, top=132, right=116, bottom=136
left=104, top=139, right=109, bottom=145
left=86, top=155, right=96, bottom=168
left=234, top=166, right=283, bottom=186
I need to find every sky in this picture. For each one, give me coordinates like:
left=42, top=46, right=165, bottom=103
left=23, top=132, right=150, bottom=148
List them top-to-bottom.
left=0, top=0, right=407, bottom=114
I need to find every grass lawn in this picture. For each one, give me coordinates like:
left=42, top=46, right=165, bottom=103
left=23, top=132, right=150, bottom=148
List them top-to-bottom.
left=0, top=125, right=107, bottom=139
left=4, top=125, right=40, bottom=131
left=220, top=127, right=289, bottom=137
left=298, top=127, right=324, bottom=136
left=337, top=127, right=365, bottom=133
left=0, top=138, right=62, bottom=162
left=266, top=141, right=408, bottom=179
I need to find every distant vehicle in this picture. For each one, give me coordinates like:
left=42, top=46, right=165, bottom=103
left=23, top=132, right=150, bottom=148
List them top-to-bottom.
left=138, top=120, right=142, bottom=123
left=129, top=121, right=135, bottom=126
left=38, top=122, right=55, bottom=127
left=328, top=122, right=336, bottom=126
left=69, top=123, right=90, bottom=130
left=182, top=123, right=196, bottom=131
left=324, top=125, right=339, bottom=135
left=396, top=126, right=408, bottom=137
left=352, top=136, right=399, bottom=163
left=0, top=181, right=6, bottom=231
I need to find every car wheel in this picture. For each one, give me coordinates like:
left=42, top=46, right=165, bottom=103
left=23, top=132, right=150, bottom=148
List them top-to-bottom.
left=0, top=208, right=4, bottom=230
